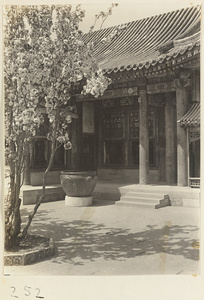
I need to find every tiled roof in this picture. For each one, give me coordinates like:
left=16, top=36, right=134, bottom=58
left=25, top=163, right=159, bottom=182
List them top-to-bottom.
left=83, top=6, right=201, bottom=73
left=178, top=102, right=200, bottom=127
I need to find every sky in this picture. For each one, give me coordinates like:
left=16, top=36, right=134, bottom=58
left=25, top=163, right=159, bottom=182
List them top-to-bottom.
left=2, top=0, right=202, bottom=32
left=78, top=1, right=202, bottom=32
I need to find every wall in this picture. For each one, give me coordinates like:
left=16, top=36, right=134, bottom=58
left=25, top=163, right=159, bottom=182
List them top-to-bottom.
left=97, top=168, right=159, bottom=184
left=30, top=171, right=61, bottom=186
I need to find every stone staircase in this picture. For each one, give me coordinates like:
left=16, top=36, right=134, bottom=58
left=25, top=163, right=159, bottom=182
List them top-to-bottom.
left=115, top=190, right=170, bottom=209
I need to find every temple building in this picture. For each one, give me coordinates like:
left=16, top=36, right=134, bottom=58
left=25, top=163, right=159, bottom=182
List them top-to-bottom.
left=28, top=5, right=201, bottom=189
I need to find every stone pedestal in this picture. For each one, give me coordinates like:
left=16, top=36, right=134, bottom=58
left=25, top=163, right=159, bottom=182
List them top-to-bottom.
left=65, top=196, right=92, bottom=207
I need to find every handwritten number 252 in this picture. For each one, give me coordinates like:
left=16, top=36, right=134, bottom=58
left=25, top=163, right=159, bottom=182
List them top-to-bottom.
left=11, top=286, right=44, bottom=298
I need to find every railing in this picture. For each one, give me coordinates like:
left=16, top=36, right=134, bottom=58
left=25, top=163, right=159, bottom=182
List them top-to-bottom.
left=189, top=177, right=200, bottom=188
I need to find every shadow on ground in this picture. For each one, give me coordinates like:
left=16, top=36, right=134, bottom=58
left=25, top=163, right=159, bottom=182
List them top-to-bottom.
left=19, top=207, right=199, bottom=266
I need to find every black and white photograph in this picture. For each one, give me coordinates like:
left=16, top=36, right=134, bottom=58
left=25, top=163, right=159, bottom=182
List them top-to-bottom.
left=1, top=0, right=203, bottom=299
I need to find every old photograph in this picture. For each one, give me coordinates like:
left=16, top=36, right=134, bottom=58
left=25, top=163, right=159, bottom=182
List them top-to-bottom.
left=2, top=1, right=201, bottom=281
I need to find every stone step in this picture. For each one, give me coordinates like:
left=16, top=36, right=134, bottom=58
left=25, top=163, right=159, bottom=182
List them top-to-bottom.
left=117, top=190, right=171, bottom=209
left=124, top=192, right=169, bottom=199
left=120, top=196, right=161, bottom=204
left=116, top=197, right=170, bottom=209
left=116, top=201, right=158, bottom=209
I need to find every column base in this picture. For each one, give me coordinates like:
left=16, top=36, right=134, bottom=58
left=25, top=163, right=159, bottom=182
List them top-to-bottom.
left=65, top=195, right=93, bottom=207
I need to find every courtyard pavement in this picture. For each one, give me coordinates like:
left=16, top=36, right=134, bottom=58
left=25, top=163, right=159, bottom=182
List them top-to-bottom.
left=4, top=199, right=200, bottom=276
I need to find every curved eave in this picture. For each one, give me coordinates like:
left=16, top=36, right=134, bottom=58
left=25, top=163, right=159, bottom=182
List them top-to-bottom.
left=81, top=5, right=201, bottom=75
left=102, top=40, right=200, bottom=75
left=178, top=101, right=200, bottom=127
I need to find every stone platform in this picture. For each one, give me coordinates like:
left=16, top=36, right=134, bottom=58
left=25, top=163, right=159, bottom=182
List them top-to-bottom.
left=21, top=181, right=200, bottom=208
left=21, top=184, right=66, bottom=205
left=118, top=184, right=200, bottom=208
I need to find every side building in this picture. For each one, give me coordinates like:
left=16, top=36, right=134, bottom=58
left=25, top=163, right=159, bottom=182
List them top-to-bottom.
left=28, top=5, right=201, bottom=188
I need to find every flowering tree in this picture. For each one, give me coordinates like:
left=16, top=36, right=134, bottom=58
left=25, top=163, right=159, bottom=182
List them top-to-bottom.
left=4, top=5, right=111, bottom=250
left=4, top=6, right=44, bottom=250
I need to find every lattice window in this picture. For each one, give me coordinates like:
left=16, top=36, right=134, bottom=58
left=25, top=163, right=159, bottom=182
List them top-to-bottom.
left=120, top=97, right=135, bottom=106
left=102, top=99, right=115, bottom=108
left=129, top=110, right=155, bottom=138
left=148, top=110, right=154, bottom=137
left=129, top=112, right=139, bottom=138
left=103, top=113, right=124, bottom=139
left=36, top=114, right=49, bottom=137
left=190, top=130, right=200, bottom=142
left=33, top=139, right=47, bottom=167
left=189, top=178, right=200, bottom=188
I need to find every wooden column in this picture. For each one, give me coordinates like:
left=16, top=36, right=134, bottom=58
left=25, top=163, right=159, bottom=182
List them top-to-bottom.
left=174, top=79, right=189, bottom=186
left=139, top=89, right=149, bottom=184
left=165, top=96, right=175, bottom=184
left=96, top=101, right=103, bottom=168
left=70, top=103, right=80, bottom=170
left=70, top=118, right=78, bottom=169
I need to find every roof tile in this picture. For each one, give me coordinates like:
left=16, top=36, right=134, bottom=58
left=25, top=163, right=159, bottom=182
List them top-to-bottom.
left=83, top=6, right=201, bottom=73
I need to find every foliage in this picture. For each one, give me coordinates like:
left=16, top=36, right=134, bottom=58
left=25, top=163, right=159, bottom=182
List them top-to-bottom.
left=90, top=3, right=118, bottom=31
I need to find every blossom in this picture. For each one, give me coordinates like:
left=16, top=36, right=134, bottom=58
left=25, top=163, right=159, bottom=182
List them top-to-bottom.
left=4, top=4, right=111, bottom=193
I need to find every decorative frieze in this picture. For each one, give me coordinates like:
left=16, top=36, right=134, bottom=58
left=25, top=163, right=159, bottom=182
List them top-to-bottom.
left=147, top=72, right=176, bottom=83
left=110, top=73, right=147, bottom=85
left=147, top=81, right=175, bottom=94
left=76, top=86, right=138, bottom=101
left=100, top=86, right=138, bottom=99
left=102, top=96, right=138, bottom=108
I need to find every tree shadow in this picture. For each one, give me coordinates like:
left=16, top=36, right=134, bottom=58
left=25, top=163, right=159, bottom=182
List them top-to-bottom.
left=19, top=207, right=199, bottom=266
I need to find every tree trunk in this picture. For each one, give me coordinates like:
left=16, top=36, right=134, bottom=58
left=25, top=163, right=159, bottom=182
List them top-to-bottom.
left=19, top=137, right=57, bottom=240
left=4, top=174, right=22, bottom=250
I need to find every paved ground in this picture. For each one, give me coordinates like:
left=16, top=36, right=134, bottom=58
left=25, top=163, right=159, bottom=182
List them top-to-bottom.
left=4, top=199, right=200, bottom=276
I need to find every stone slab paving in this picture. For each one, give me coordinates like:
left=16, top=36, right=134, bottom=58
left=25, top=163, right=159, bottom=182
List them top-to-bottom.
left=4, top=200, right=200, bottom=276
